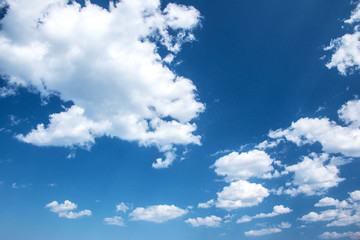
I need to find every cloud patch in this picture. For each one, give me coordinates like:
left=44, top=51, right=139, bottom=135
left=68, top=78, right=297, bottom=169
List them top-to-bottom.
left=0, top=0, right=204, bottom=167
left=269, top=99, right=360, bottom=158
left=212, top=150, right=275, bottom=182
left=283, top=153, right=345, bottom=196
left=215, top=180, right=269, bottom=210
left=300, top=190, right=360, bottom=227
left=45, top=200, right=91, bottom=219
left=129, top=204, right=187, bottom=223
left=237, top=205, right=292, bottom=223
left=185, top=215, right=222, bottom=227
left=104, top=216, right=125, bottom=226
left=244, top=222, right=291, bottom=237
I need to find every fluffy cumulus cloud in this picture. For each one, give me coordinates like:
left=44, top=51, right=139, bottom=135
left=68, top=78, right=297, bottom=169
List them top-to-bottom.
left=0, top=0, right=204, bottom=167
left=325, top=3, right=360, bottom=75
left=270, top=99, right=360, bottom=158
left=338, top=99, right=360, bottom=128
left=212, top=150, right=275, bottom=182
left=283, top=153, right=344, bottom=196
left=215, top=180, right=269, bottom=210
left=300, top=190, right=360, bottom=227
left=197, top=199, right=215, bottom=209
left=45, top=200, right=92, bottom=219
left=129, top=204, right=187, bottom=223
left=237, top=205, right=292, bottom=223
left=185, top=215, right=222, bottom=227
left=104, top=216, right=125, bottom=226
left=244, top=222, right=291, bottom=237
left=320, top=231, right=360, bottom=240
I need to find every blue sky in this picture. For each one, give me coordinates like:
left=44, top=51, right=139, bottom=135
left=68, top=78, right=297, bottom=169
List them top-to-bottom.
left=0, top=0, right=360, bottom=239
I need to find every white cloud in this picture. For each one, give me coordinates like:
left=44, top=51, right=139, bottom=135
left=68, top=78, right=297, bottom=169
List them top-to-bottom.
left=0, top=0, right=204, bottom=167
left=325, top=3, right=360, bottom=75
left=0, top=85, right=17, bottom=97
left=269, top=99, right=360, bottom=158
left=338, top=99, right=360, bottom=128
left=17, top=105, right=110, bottom=148
left=270, top=118, right=360, bottom=158
left=255, top=139, right=282, bottom=150
left=212, top=150, right=275, bottom=182
left=152, top=151, right=176, bottom=169
left=283, top=153, right=344, bottom=196
left=215, top=180, right=269, bottom=210
left=300, top=190, right=360, bottom=227
left=350, top=190, right=360, bottom=202
left=315, top=197, right=349, bottom=208
left=197, top=199, right=214, bottom=209
left=45, top=200, right=92, bottom=219
left=116, top=202, right=130, bottom=213
left=129, top=204, right=187, bottom=223
left=237, top=205, right=292, bottom=223
left=254, top=205, right=292, bottom=218
left=300, top=209, right=340, bottom=222
left=58, top=210, right=92, bottom=219
left=185, top=215, right=222, bottom=227
left=236, top=215, right=252, bottom=223
left=104, top=216, right=125, bottom=226
left=244, top=222, right=291, bottom=236
left=245, top=227, right=282, bottom=236
left=320, top=231, right=360, bottom=240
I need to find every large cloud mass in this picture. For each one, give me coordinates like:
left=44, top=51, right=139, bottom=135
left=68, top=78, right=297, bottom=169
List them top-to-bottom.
left=0, top=0, right=204, bottom=167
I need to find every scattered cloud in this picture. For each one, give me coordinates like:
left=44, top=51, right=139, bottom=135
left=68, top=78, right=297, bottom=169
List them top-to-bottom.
left=0, top=0, right=204, bottom=167
left=325, top=3, right=360, bottom=75
left=0, top=83, right=17, bottom=98
left=269, top=99, right=360, bottom=157
left=338, top=99, right=360, bottom=128
left=255, top=139, right=282, bottom=150
left=212, top=150, right=275, bottom=182
left=283, top=153, right=345, bottom=196
left=215, top=180, right=269, bottom=210
left=11, top=182, right=31, bottom=189
left=300, top=189, right=360, bottom=227
left=197, top=199, right=214, bottom=209
left=45, top=200, right=91, bottom=219
left=116, top=202, right=130, bottom=213
left=129, top=204, right=187, bottom=223
left=237, top=205, right=292, bottom=223
left=185, top=215, right=222, bottom=227
left=104, top=216, right=125, bottom=226
left=244, top=222, right=291, bottom=236
left=320, top=231, right=360, bottom=239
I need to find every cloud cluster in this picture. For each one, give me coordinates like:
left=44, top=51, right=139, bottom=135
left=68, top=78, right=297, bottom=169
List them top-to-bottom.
left=0, top=0, right=204, bottom=167
left=325, top=3, right=360, bottom=75
left=269, top=113, right=360, bottom=158
left=212, top=150, right=275, bottom=182
left=283, top=153, right=345, bottom=196
left=215, top=180, right=269, bottom=210
left=300, top=190, right=360, bottom=227
left=45, top=200, right=92, bottom=219
left=116, top=202, right=130, bottom=213
left=129, top=204, right=187, bottom=223
left=237, top=205, right=292, bottom=223
left=185, top=215, right=222, bottom=227
left=104, top=216, right=125, bottom=226
left=244, top=222, right=291, bottom=236
left=320, top=231, right=360, bottom=240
